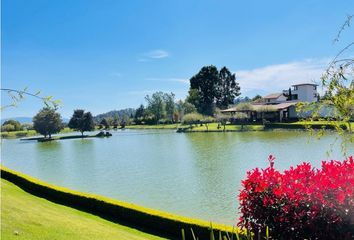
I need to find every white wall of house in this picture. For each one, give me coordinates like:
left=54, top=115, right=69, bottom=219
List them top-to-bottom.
left=292, top=84, right=318, bottom=102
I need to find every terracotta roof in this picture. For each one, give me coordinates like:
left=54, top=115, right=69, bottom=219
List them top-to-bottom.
left=263, top=93, right=284, bottom=99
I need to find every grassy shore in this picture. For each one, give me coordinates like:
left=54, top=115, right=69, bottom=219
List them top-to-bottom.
left=3, top=121, right=351, bottom=139
left=127, top=121, right=354, bottom=132
left=185, top=123, right=264, bottom=132
left=125, top=124, right=181, bottom=129
left=0, top=127, right=73, bottom=139
left=1, top=179, right=165, bottom=240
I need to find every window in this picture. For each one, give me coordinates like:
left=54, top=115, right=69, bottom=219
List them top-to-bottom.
left=293, top=86, right=298, bottom=90
left=313, top=86, right=317, bottom=90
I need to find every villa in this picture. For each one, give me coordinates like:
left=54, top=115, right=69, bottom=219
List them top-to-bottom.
left=221, top=83, right=320, bottom=122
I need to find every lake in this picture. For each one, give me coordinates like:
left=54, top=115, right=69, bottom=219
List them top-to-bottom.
left=1, top=129, right=352, bottom=225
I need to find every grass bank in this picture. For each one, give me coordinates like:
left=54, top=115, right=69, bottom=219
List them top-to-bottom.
left=1, top=127, right=73, bottom=139
left=1, top=168, right=242, bottom=239
left=1, top=178, right=165, bottom=240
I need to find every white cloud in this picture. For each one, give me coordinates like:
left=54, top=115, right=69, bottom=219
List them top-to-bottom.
left=138, top=49, right=170, bottom=62
left=235, top=58, right=329, bottom=96
left=145, top=77, right=189, bottom=84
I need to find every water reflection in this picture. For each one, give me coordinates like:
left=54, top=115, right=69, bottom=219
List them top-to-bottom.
left=2, top=130, right=353, bottom=225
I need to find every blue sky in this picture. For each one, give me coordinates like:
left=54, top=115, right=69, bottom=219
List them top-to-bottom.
left=2, top=0, right=353, bottom=118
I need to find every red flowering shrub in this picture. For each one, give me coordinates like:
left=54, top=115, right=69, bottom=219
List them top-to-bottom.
left=238, top=155, right=354, bottom=239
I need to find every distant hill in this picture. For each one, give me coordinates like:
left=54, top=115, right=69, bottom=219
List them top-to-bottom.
left=94, top=108, right=136, bottom=123
left=1, top=117, right=69, bottom=124
left=1, top=117, right=33, bottom=124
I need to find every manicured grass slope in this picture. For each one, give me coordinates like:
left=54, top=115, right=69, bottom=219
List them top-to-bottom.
left=1, top=179, right=165, bottom=240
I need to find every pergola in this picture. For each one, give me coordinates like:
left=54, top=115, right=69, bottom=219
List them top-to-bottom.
left=221, top=102, right=298, bottom=122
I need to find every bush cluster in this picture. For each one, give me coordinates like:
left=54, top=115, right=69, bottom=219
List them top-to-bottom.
left=238, top=155, right=354, bottom=239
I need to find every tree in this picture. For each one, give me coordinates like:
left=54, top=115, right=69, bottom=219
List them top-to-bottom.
left=298, top=15, right=354, bottom=149
left=187, top=65, right=241, bottom=115
left=188, top=65, right=220, bottom=115
left=216, top=67, right=241, bottom=109
left=1, top=87, right=61, bottom=110
left=186, top=88, right=201, bottom=110
left=145, top=92, right=166, bottom=124
left=164, top=92, right=175, bottom=123
left=251, top=95, right=263, bottom=102
left=175, top=100, right=197, bottom=122
left=134, top=104, right=145, bottom=124
left=33, top=107, right=63, bottom=138
left=68, top=109, right=95, bottom=136
left=182, top=113, right=203, bottom=128
left=216, top=113, right=230, bottom=131
left=202, top=115, right=215, bottom=131
left=100, top=118, right=109, bottom=129
left=2, top=119, right=21, bottom=131
left=112, top=119, right=119, bottom=129
left=21, top=123, right=34, bottom=131
left=1, top=124, right=15, bottom=132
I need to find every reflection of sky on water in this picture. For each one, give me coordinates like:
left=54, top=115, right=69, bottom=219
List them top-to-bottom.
left=2, top=130, right=352, bottom=225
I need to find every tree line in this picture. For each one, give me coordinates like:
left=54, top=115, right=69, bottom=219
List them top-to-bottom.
left=2, top=65, right=243, bottom=137
left=134, top=65, right=241, bottom=124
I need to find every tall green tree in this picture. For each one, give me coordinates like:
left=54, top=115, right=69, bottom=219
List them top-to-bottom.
left=188, top=65, right=220, bottom=115
left=216, top=67, right=240, bottom=109
left=186, top=89, right=201, bottom=110
left=145, top=92, right=166, bottom=124
left=164, top=92, right=175, bottom=123
left=134, top=104, right=145, bottom=124
left=33, top=107, right=63, bottom=138
left=68, top=109, right=95, bottom=136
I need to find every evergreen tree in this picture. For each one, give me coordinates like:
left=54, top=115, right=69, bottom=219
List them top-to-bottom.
left=188, top=65, right=220, bottom=115
left=216, top=67, right=241, bottom=109
left=68, top=109, right=95, bottom=136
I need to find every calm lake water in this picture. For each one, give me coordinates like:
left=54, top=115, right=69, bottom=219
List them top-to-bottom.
left=1, top=130, right=353, bottom=225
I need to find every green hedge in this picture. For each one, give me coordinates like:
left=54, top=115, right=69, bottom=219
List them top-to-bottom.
left=1, top=167, right=243, bottom=239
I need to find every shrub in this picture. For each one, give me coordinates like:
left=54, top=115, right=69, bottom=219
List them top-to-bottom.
left=182, top=113, right=203, bottom=126
left=2, top=119, right=22, bottom=131
left=1, top=124, right=15, bottom=132
left=238, top=155, right=354, bottom=240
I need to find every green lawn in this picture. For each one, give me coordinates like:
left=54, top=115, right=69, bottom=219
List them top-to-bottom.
left=0, top=127, right=73, bottom=139
left=1, top=179, right=165, bottom=240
